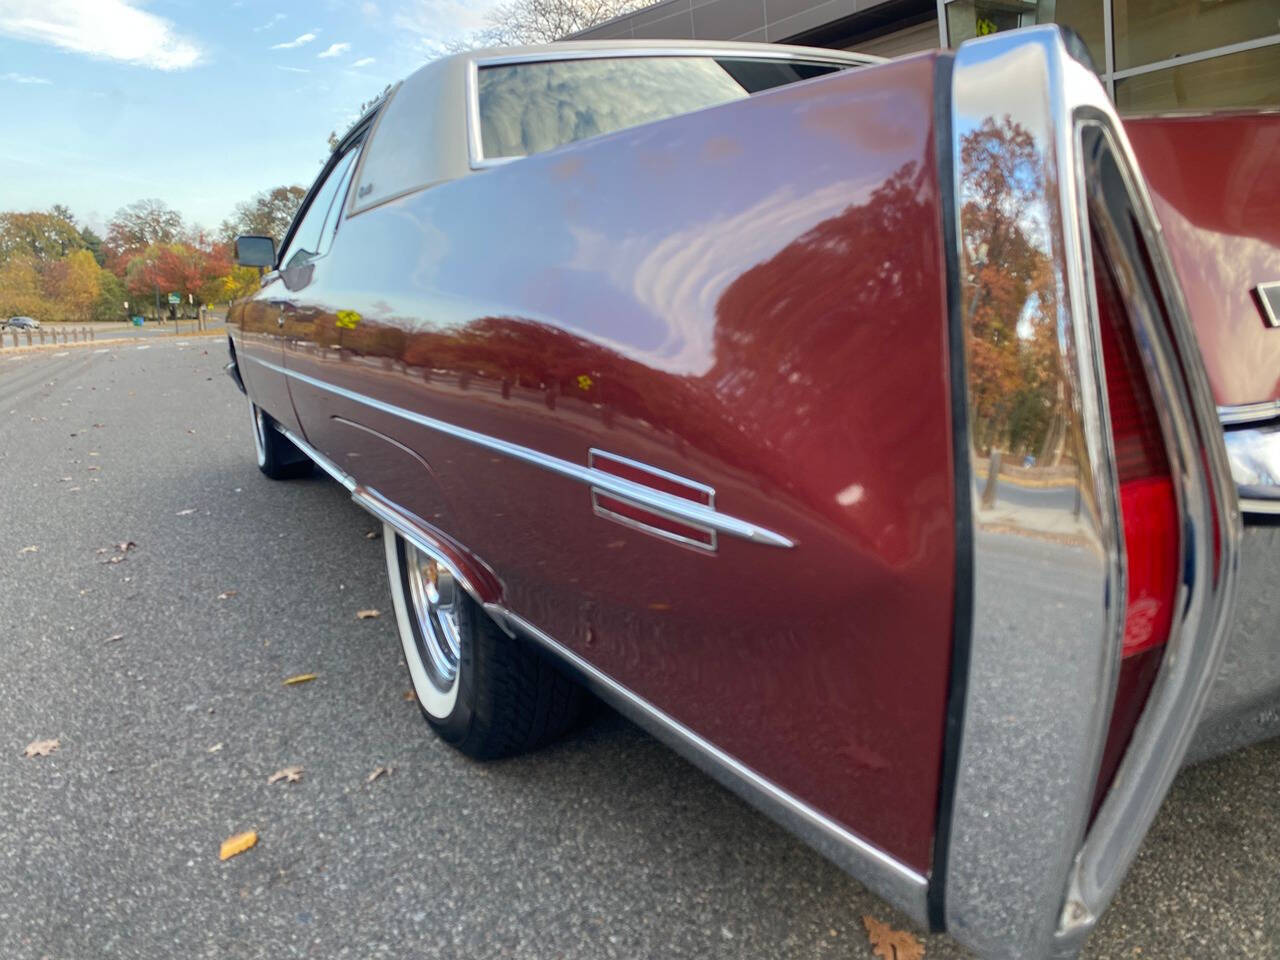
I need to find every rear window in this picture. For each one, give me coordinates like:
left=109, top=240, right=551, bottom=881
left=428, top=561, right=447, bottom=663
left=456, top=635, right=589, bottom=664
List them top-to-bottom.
left=476, top=56, right=846, bottom=161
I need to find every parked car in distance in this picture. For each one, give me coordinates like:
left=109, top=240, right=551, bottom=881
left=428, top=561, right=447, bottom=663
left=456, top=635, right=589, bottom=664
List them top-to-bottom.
left=225, top=27, right=1278, bottom=960
left=4, top=316, right=40, bottom=330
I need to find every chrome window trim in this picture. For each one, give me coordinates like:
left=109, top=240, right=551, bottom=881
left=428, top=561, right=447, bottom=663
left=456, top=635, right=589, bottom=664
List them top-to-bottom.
left=942, top=27, right=1240, bottom=959
left=465, top=46, right=877, bottom=168
left=245, top=354, right=793, bottom=548
left=267, top=413, right=929, bottom=926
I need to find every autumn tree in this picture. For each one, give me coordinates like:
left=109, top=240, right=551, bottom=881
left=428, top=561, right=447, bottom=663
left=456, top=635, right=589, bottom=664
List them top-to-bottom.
left=221, top=185, right=307, bottom=243
left=107, top=199, right=184, bottom=252
left=0, top=211, right=84, bottom=263
left=45, top=249, right=102, bottom=322
left=0, top=256, right=49, bottom=319
left=93, top=270, right=128, bottom=322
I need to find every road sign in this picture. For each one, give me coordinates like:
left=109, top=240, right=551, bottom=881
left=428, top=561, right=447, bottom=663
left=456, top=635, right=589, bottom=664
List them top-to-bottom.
left=167, top=293, right=181, bottom=305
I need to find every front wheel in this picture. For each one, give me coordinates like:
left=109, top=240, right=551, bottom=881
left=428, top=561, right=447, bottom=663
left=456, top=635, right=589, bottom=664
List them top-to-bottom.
left=248, top=401, right=311, bottom=480
left=383, top=525, right=585, bottom=758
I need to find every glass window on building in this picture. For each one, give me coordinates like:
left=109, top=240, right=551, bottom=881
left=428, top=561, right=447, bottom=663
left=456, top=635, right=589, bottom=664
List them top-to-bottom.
left=941, top=0, right=1280, bottom=113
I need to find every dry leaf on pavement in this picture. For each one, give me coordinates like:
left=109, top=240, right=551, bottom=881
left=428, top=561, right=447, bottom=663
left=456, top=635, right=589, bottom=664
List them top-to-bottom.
left=176, top=508, right=196, bottom=516
left=364, top=530, right=380, bottom=540
left=116, top=541, right=137, bottom=553
left=18, top=545, right=38, bottom=555
left=216, top=590, right=238, bottom=600
left=356, top=609, right=381, bottom=620
left=103, top=633, right=124, bottom=643
left=282, top=673, right=317, bottom=686
left=403, top=690, right=416, bottom=702
left=23, top=738, right=60, bottom=758
left=207, top=743, right=223, bottom=753
left=267, top=765, right=303, bottom=784
left=366, top=765, right=392, bottom=783
left=219, top=830, right=258, bottom=861
left=862, top=915, right=924, bottom=960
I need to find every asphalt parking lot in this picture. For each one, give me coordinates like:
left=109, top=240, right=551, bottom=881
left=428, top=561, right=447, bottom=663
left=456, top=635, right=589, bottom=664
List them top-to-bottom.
left=1, top=340, right=1277, bottom=959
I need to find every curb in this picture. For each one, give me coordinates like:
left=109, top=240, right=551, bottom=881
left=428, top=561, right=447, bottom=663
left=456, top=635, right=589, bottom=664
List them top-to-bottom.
left=0, top=329, right=226, bottom=355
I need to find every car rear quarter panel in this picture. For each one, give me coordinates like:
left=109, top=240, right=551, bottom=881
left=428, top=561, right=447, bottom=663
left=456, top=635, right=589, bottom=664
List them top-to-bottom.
left=283, top=54, right=956, bottom=871
left=1124, top=112, right=1280, bottom=407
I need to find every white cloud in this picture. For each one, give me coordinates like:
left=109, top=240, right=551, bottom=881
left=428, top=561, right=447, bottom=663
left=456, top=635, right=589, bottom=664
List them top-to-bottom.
left=0, top=0, right=203, bottom=71
left=252, top=12, right=286, bottom=32
left=271, top=32, right=316, bottom=50
left=317, top=42, right=350, bottom=59
left=351, top=57, right=375, bottom=67
left=276, top=65, right=310, bottom=74
left=3, top=71, right=52, bottom=84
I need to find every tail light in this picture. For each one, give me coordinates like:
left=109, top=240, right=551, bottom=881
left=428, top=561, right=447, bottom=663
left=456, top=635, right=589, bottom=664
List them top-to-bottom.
left=1090, top=232, right=1181, bottom=815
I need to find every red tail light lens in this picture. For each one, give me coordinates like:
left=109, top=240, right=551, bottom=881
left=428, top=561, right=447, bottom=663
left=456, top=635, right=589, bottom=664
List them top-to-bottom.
left=1090, top=233, right=1180, bottom=815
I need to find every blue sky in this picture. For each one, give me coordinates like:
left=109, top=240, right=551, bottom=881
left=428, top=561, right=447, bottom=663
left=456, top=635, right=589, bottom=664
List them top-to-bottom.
left=0, top=0, right=499, bottom=234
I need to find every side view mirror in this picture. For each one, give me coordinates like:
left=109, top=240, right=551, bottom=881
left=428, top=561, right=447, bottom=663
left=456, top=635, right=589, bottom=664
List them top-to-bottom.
left=234, top=235, right=276, bottom=268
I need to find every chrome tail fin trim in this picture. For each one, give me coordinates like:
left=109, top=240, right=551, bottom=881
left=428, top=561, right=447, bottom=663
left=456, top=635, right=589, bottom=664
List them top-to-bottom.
left=941, top=25, right=1240, bottom=960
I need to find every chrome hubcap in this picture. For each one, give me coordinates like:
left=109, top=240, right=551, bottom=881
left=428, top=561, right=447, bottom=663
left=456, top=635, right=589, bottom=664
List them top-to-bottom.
left=404, top=544, right=462, bottom=689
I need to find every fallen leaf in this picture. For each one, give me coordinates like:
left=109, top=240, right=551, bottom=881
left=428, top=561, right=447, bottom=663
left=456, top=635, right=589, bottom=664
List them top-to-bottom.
left=59, top=476, right=72, bottom=482
left=176, top=508, right=196, bottom=516
left=364, top=530, right=381, bottom=540
left=116, top=541, right=136, bottom=553
left=18, top=545, right=38, bottom=555
left=101, top=555, right=127, bottom=565
left=216, top=590, right=238, bottom=600
left=356, top=609, right=381, bottom=620
left=103, top=633, right=124, bottom=643
left=282, top=673, right=317, bottom=686
left=402, top=690, right=416, bottom=702
left=23, top=738, right=59, bottom=758
left=207, top=742, right=223, bottom=753
left=268, top=765, right=303, bottom=784
left=366, top=765, right=392, bottom=783
left=219, top=830, right=258, bottom=861
left=862, top=915, right=924, bottom=960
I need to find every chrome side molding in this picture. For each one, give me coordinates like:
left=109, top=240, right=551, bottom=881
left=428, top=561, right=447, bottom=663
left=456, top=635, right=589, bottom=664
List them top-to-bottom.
left=941, top=26, right=1240, bottom=960
left=246, top=354, right=793, bottom=549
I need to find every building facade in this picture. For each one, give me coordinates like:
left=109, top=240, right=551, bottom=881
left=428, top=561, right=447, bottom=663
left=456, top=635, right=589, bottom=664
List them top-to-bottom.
left=572, top=0, right=1279, bottom=113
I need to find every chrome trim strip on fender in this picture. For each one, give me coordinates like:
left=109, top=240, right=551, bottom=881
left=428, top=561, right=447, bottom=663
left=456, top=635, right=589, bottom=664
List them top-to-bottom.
left=942, top=26, right=1240, bottom=960
left=246, top=354, right=793, bottom=548
left=273, top=421, right=356, bottom=492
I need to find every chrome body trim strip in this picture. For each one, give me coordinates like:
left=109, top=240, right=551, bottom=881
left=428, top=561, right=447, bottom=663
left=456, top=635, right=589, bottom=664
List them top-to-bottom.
left=943, top=27, right=1240, bottom=959
left=465, top=45, right=880, bottom=169
left=246, top=354, right=793, bottom=548
left=1218, top=398, right=1280, bottom=425
left=270, top=420, right=927, bottom=923
left=272, top=421, right=356, bottom=492
left=483, top=605, right=931, bottom=923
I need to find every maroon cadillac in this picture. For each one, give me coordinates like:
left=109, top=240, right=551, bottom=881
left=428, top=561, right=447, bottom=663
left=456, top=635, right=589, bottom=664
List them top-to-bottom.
left=224, top=26, right=1279, bottom=958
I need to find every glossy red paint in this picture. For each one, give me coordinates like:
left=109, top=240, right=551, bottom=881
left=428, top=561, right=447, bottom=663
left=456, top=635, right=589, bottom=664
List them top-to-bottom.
left=248, top=54, right=956, bottom=870
left=1124, top=113, right=1280, bottom=407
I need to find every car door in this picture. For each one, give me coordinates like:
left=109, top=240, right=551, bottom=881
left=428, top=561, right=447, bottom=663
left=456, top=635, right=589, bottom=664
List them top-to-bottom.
left=234, top=152, right=357, bottom=436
